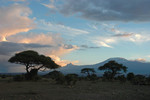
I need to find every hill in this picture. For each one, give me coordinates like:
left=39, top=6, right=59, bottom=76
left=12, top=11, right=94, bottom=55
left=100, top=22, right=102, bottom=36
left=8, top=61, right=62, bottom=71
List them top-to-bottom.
left=56, top=57, right=150, bottom=76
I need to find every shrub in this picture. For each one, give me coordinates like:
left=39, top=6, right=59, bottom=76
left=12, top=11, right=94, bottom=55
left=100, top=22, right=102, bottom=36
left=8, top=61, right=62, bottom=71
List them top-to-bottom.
left=25, top=69, right=41, bottom=81
left=46, top=71, right=65, bottom=84
left=103, top=71, right=112, bottom=80
left=127, top=72, right=134, bottom=81
left=65, top=74, right=78, bottom=87
left=88, top=74, right=98, bottom=81
left=1, top=75, right=7, bottom=78
left=13, top=75, right=25, bottom=81
left=117, top=75, right=126, bottom=83
left=131, top=75, right=147, bottom=85
left=146, top=75, right=150, bottom=85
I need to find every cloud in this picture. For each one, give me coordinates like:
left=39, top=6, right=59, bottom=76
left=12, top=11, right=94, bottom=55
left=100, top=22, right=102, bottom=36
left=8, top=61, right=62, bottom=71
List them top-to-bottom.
left=11, top=0, right=26, bottom=2
left=42, top=0, right=56, bottom=9
left=57, top=0, right=150, bottom=22
left=0, top=4, right=34, bottom=41
left=37, top=20, right=89, bottom=36
left=90, top=22, right=150, bottom=48
left=3, top=32, right=79, bottom=67
left=7, top=32, right=63, bottom=45
left=7, top=32, right=79, bottom=56
left=113, top=33, right=133, bottom=37
left=129, top=34, right=150, bottom=43
left=91, top=36, right=116, bottom=48
left=0, top=41, right=51, bottom=55
left=0, top=41, right=53, bottom=72
left=99, top=42, right=112, bottom=48
left=49, top=44, right=79, bottom=56
left=80, top=45, right=100, bottom=49
left=50, top=55, right=79, bottom=66
left=0, top=56, right=25, bottom=73
left=134, top=58, right=146, bottom=62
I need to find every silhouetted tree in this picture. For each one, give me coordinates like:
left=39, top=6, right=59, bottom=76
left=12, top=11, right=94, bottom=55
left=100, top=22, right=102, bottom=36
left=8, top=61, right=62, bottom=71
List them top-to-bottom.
left=8, top=50, right=59, bottom=79
left=99, top=60, right=127, bottom=79
left=81, top=68, right=95, bottom=76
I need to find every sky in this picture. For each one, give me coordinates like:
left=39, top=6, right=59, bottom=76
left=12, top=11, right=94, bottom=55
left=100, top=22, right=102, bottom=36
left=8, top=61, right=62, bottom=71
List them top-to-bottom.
left=1, top=0, right=150, bottom=72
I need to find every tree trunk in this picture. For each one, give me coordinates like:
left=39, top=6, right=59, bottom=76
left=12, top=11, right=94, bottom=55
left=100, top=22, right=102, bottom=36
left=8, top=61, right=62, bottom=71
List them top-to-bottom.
left=26, top=64, right=29, bottom=74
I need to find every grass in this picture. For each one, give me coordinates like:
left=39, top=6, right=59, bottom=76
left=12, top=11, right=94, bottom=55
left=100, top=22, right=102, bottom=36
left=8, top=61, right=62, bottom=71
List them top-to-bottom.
left=0, top=79, right=150, bottom=100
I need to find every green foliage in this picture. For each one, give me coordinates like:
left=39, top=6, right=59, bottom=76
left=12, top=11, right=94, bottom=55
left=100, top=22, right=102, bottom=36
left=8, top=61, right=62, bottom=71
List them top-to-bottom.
left=8, top=50, right=60, bottom=80
left=99, top=60, right=127, bottom=79
left=81, top=68, right=95, bottom=76
left=127, top=72, right=135, bottom=81
left=65, top=74, right=78, bottom=86
left=131, top=75, right=147, bottom=85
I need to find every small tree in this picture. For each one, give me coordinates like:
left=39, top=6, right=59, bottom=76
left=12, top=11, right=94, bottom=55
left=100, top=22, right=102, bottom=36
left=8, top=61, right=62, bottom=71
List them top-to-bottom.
left=8, top=50, right=59, bottom=79
left=99, top=60, right=127, bottom=79
left=81, top=68, right=95, bottom=76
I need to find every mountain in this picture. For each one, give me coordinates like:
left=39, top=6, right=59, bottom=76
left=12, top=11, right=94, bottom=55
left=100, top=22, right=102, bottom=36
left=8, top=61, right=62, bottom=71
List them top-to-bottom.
left=55, top=57, right=150, bottom=76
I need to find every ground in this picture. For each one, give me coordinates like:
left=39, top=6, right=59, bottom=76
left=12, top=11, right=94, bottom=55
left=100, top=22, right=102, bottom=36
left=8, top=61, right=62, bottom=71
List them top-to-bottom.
left=0, top=78, right=150, bottom=100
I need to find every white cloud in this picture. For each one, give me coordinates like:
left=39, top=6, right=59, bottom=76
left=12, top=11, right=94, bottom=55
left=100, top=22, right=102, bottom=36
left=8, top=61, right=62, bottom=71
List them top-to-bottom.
left=42, top=0, right=56, bottom=9
left=0, top=4, right=35, bottom=41
left=37, top=20, right=89, bottom=36
left=90, top=23, right=150, bottom=48
left=5, top=32, right=79, bottom=66
left=7, top=32, right=63, bottom=45
left=129, top=34, right=150, bottom=43
left=91, top=36, right=116, bottom=48
left=99, top=42, right=112, bottom=48
left=50, top=55, right=79, bottom=66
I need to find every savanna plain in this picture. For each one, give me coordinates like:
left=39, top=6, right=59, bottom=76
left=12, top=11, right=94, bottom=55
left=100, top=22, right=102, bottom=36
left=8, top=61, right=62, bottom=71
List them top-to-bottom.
left=0, top=77, right=150, bottom=100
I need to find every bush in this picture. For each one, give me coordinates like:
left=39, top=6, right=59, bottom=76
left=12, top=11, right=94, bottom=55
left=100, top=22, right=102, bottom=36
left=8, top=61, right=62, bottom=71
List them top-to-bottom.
left=25, top=69, right=40, bottom=81
left=46, top=71, right=65, bottom=84
left=102, top=71, right=112, bottom=80
left=127, top=72, right=134, bottom=81
left=65, top=74, right=78, bottom=87
left=88, top=74, right=98, bottom=81
left=1, top=75, right=7, bottom=78
left=13, top=75, right=25, bottom=81
left=117, top=75, right=126, bottom=83
left=131, top=75, right=147, bottom=85
left=146, top=75, right=150, bottom=85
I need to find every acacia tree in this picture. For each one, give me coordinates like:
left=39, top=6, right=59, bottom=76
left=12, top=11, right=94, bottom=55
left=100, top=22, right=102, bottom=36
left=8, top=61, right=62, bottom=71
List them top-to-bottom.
left=8, top=50, right=60, bottom=76
left=98, top=60, right=127, bottom=79
left=81, top=68, right=95, bottom=76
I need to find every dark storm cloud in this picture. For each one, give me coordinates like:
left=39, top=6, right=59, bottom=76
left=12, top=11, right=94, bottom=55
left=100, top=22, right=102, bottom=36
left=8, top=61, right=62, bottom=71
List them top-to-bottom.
left=59, top=0, right=150, bottom=22
left=0, top=42, right=51, bottom=55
